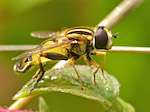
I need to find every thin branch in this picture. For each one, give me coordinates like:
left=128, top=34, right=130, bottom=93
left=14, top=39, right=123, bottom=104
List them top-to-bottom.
left=8, top=0, right=145, bottom=110
left=95, top=0, right=144, bottom=30
left=0, top=45, right=37, bottom=51
left=1, top=45, right=150, bottom=53
left=99, top=46, right=150, bottom=53
left=8, top=96, right=35, bottom=110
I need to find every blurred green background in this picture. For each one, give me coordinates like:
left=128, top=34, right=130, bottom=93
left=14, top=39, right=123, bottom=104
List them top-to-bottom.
left=0, top=0, right=150, bottom=112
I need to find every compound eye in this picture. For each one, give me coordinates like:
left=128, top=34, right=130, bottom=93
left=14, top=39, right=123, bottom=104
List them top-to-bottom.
left=94, top=27, right=108, bottom=49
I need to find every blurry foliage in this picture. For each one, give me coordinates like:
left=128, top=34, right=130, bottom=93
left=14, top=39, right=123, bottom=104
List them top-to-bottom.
left=0, top=0, right=150, bottom=112
left=39, top=96, right=49, bottom=112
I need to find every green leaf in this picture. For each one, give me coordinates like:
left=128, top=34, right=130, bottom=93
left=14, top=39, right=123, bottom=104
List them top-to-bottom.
left=13, top=65, right=134, bottom=111
left=13, top=65, right=119, bottom=108
left=39, top=96, right=49, bottom=112
left=112, top=97, right=135, bottom=112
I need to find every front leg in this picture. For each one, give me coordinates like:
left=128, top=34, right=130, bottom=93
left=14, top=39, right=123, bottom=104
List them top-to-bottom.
left=90, top=51, right=106, bottom=79
left=86, top=52, right=106, bottom=85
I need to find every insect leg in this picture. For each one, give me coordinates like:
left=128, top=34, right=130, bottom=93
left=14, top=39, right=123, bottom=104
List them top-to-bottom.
left=90, top=51, right=106, bottom=81
left=30, top=52, right=69, bottom=94
left=86, top=52, right=106, bottom=85
left=86, top=53, right=99, bottom=85
left=30, top=55, right=45, bottom=94
left=83, top=55, right=91, bottom=67
left=72, top=57, right=84, bottom=91
left=32, top=64, right=46, bottom=79
left=32, top=68, right=41, bottom=79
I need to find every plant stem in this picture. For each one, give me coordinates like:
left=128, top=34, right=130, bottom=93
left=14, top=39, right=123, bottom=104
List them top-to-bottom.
left=95, top=0, right=144, bottom=30
left=0, top=45, right=37, bottom=51
left=1, top=45, right=150, bottom=53
left=99, top=46, right=150, bottom=53
left=8, top=96, right=35, bottom=110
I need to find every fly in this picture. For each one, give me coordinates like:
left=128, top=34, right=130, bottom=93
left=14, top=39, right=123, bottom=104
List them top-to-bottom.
left=12, top=26, right=117, bottom=93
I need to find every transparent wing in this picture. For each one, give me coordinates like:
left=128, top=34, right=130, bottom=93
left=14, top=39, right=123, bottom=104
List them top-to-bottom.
left=31, top=31, right=57, bottom=38
left=12, top=41, right=71, bottom=60
left=12, top=45, right=42, bottom=60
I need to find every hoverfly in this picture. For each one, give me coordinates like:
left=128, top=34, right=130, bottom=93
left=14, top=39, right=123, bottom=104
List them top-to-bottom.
left=12, top=26, right=117, bottom=93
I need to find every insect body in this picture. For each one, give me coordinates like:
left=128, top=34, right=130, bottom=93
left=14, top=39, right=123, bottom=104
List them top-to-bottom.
left=12, top=26, right=117, bottom=93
